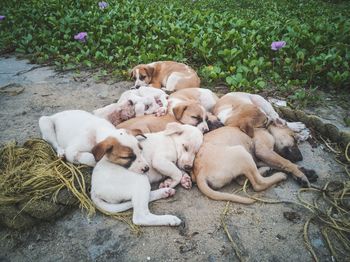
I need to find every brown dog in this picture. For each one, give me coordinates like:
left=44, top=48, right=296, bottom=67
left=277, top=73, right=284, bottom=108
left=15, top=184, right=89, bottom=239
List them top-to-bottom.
left=130, top=61, right=200, bottom=91
left=117, top=101, right=210, bottom=133
left=192, top=123, right=317, bottom=203
left=192, top=127, right=287, bottom=204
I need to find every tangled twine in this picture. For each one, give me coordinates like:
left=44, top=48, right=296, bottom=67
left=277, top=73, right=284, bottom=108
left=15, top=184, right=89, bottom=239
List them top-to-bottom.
left=0, top=139, right=141, bottom=234
left=221, top=142, right=350, bottom=262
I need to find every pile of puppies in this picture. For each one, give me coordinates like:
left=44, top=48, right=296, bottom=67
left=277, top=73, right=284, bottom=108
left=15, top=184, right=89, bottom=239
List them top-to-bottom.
left=39, top=61, right=317, bottom=226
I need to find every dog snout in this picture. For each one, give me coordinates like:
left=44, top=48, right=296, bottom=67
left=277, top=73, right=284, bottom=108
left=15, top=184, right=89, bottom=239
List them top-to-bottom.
left=135, top=85, right=140, bottom=89
left=142, top=165, right=149, bottom=173
left=184, top=165, right=192, bottom=172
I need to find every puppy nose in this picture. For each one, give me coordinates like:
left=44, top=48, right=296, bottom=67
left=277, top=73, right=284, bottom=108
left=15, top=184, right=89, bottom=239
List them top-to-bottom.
left=135, top=85, right=140, bottom=89
left=203, top=127, right=209, bottom=133
left=184, top=165, right=192, bottom=172
left=142, top=166, right=149, bottom=173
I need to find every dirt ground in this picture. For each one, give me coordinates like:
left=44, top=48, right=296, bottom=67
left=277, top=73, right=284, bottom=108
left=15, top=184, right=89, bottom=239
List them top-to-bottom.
left=0, top=56, right=347, bottom=262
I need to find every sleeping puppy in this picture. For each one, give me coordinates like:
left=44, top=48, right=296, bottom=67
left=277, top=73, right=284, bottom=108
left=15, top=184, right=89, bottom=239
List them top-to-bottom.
left=130, top=61, right=200, bottom=91
left=93, top=86, right=169, bottom=126
left=168, top=88, right=223, bottom=130
left=213, top=92, right=310, bottom=141
left=117, top=101, right=211, bottom=134
left=39, top=110, right=148, bottom=172
left=141, top=122, right=203, bottom=189
left=193, top=124, right=317, bottom=203
left=193, top=126, right=287, bottom=204
left=91, top=142, right=181, bottom=226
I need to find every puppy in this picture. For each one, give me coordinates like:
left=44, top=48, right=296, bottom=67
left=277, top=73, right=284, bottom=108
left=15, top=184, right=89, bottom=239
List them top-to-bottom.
left=130, top=61, right=200, bottom=91
left=94, top=86, right=169, bottom=126
left=168, top=87, right=222, bottom=130
left=213, top=92, right=310, bottom=140
left=117, top=101, right=211, bottom=134
left=39, top=110, right=148, bottom=172
left=141, top=122, right=203, bottom=189
left=193, top=127, right=287, bottom=204
left=91, top=146, right=181, bottom=226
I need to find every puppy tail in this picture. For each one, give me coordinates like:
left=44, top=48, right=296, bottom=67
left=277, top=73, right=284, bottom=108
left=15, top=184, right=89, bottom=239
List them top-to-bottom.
left=196, top=175, right=255, bottom=204
left=91, top=192, right=133, bottom=213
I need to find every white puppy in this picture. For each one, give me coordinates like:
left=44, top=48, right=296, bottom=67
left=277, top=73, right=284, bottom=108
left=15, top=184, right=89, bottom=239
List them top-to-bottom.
left=94, top=86, right=169, bottom=125
left=39, top=110, right=148, bottom=173
left=142, top=122, right=204, bottom=189
left=91, top=155, right=181, bottom=226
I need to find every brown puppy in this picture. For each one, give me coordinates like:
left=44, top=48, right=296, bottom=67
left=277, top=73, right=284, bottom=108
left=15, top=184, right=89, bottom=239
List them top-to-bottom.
left=130, top=61, right=200, bottom=91
left=117, top=101, right=210, bottom=133
left=192, top=127, right=287, bottom=204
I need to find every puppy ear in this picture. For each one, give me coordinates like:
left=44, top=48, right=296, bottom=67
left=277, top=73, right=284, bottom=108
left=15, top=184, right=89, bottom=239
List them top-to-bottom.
left=145, top=66, right=154, bottom=77
left=129, top=69, right=134, bottom=79
left=172, top=103, right=188, bottom=120
left=164, top=122, right=184, bottom=136
left=240, top=122, right=255, bottom=138
left=127, top=129, right=147, bottom=140
left=91, top=137, right=114, bottom=161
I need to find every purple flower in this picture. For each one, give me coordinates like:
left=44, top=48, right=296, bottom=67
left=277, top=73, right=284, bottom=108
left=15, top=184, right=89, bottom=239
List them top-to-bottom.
left=98, top=1, right=108, bottom=9
left=0, top=16, right=5, bottom=20
left=74, top=32, right=88, bottom=42
left=271, top=41, right=286, bottom=51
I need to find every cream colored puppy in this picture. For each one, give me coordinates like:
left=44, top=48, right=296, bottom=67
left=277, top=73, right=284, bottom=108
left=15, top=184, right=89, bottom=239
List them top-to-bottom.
left=130, top=61, right=200, bottom=91
left=93, top=86, right=169, bottom=126
left=213, top=92, right=309, bottom=140
left=39, top=110, right=148, bottom=173
left=142, top=122, right=203, bottom=189
left=91, top=149, right=181, bottom=226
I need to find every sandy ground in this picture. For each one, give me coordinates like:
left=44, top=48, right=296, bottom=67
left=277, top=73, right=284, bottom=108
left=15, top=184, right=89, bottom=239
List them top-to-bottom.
left=0, top=56, right=347, bottom=262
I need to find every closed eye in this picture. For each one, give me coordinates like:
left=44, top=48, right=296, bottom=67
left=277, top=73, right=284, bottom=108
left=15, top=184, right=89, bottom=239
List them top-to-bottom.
left=139, top=75, right=146, bottom=80
left=191, top=116, right=202, bottom=121
left=138, top=143, right=143, bottom=150
left=183, top=144, right=188, bottom=152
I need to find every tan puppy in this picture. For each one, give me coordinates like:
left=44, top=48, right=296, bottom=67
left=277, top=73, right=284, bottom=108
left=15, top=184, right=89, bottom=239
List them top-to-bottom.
left=130, top=61, right=200, bottom=91
left=213, top=92, right=310, bottom=140
left=117, top=101, right=210, bottom=133
left=193, top=124, right=317, bottom=203
left=192, top=127, right=287, bottom=204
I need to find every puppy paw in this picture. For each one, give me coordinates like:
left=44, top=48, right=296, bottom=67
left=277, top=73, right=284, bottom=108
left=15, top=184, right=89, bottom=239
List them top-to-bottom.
left=155, top=107, right=167, bottom=117
left=57, top=147, right=65, bottom=158
left=299, top=167, right=318, bottom=183
left=180, top=174, right=192, bottom=189
left=295, top=175, right=311, bottom=188
left=159, top=178, right=173, bottom=188
left=160, top=188, right=176, bottom=198
left=166, top=215, right=182, bottom=226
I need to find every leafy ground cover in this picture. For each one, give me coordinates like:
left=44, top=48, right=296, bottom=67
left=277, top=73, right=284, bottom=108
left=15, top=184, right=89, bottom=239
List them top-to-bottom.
left=0, top=0, right=349, bottom=105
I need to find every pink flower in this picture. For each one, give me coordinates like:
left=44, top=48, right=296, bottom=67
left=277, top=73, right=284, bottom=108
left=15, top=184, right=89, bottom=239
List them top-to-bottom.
left=74, top=32, right=88, bottom=42
left=271, top=41, right=286, bottom=51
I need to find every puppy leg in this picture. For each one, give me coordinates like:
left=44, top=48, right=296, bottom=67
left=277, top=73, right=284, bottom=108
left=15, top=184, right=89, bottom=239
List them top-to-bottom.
left=250, top=94, right=285, bottom=125
left=39, top=116, right=65, bottom=157
left=255, top=145, right=310, bottom=187
left=65, top=146, right=96, bottom=167
left=238, top=152, right=287, bottom=191
left=153, top=157, right=184, bottom=188
left=132, top=180, right=181, bottom=226
left=91, top=188, right=176, bottom=213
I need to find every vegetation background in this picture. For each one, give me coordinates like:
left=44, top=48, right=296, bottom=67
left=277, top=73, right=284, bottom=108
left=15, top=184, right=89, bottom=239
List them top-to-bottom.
left=0, top=0, right=349, bottom=106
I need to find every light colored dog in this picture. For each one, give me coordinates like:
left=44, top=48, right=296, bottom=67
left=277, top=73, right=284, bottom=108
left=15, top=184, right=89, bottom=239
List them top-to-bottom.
left=130, top=61, right=200, bottom=91
left=93, top=86, right=169, bottom=126
left=213, top=92, right=309, bottom=140
left=117, top=101, right=211, bottom=134
left=39, top=110, right=149, bottom=173
left=142, top=122, right=204, bottom=189
left=193, top=123, right=317, bottom=203
left=192, top=126, right=287, bottom=204
left=91, top=147, right=181, bottom=227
